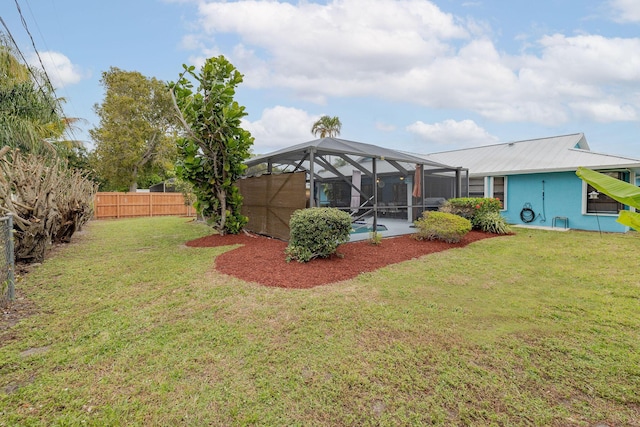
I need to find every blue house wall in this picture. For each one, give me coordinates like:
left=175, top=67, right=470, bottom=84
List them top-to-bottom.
left=501, top=172, right=627, bottom=233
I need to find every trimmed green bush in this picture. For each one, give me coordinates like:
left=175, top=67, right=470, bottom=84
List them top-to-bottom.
left=440, top=197, right=503, bottom=230
left=285, top=208, right=352, bottom=263
left=413, top=211, right=472, bottom=243
left=474, top=211, right=511, bottom=235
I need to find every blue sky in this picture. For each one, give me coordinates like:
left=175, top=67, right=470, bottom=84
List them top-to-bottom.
left=3, top=0, right=640, bottom=158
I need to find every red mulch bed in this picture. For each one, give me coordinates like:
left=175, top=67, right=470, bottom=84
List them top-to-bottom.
left=186, top=231, right=500, bottom=289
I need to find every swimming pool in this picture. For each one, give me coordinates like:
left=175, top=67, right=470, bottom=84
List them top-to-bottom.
left=350, top=223, right=388, bottom=234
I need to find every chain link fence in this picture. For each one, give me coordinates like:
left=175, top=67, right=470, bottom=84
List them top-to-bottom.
left=0, top=214, right=15, bottom=307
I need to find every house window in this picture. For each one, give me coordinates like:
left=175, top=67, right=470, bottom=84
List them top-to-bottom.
left=586, top=171, right=625, bottom=214
left=493, top=176, right=507, bottom=204
left=469, top=177, right=485, bottom=198
left=492, top=177, right=506, bottom=209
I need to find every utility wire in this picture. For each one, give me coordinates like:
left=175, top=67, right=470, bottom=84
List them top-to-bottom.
left=9, top=0, right=79, bottom=145
left=14, top=0, right=57, bottom=97
left=21, top=0, right=82, bottom=143
left=0, top=15, right=37, bottom=81
left=1, top=15, right=56, bottom=113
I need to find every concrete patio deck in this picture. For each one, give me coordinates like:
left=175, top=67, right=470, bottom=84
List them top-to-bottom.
left=348, top=218, right=572, bottom=243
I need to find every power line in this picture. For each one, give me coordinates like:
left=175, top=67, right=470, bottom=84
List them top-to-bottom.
left=7, top=0, right=79, bottom=144
left=13, top=0, right=57, bottom=96
left=21, top=0, right=82, bottom=143
left=1, top=15, right=55, bottom=109
left=0, top=16, right=38, bottom=81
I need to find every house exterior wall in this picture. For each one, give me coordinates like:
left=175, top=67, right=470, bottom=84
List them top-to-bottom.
left=499, top=171, right=628, bottom=233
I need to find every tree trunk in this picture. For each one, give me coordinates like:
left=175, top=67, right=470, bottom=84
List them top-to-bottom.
left=129, top=165, right=138, bottom=192
left=217, top=188, right=227, bottom=235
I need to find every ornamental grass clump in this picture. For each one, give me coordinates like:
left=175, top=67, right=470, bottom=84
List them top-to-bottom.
left=285, top=208, right=352, bottom=263
left=413, top=211, right=472, bottom=243
left=474, top=211, right=511, bottom=235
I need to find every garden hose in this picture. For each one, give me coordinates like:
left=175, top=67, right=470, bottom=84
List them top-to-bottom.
left=520, top=202, right=535, bottom=223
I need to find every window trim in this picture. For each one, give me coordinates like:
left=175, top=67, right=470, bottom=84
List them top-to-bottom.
left=581, top=170, right=627, bottom=216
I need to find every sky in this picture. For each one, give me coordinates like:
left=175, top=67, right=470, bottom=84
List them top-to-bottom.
left=3, top=0, right=640, bottom=159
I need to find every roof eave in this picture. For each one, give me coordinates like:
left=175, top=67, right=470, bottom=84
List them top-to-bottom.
left=469, top=163, right=640, bottom=177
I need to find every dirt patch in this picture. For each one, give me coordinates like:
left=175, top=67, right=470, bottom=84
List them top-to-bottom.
left=186, top=231, right=500, bottom=289
left=0, top=237, right=84, bottom=343
left=1, top=287, right=39, bottom=346
left=19, top=345, right=50, bottom=358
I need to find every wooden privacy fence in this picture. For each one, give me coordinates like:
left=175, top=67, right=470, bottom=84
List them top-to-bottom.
left=94, top=192, right=195, bottom=219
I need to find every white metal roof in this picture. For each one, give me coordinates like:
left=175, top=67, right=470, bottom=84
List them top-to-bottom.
left=420, top=133, right=640, bottom=176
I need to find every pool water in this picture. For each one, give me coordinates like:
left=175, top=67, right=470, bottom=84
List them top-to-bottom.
left=350, top=223, right=388, bottom=234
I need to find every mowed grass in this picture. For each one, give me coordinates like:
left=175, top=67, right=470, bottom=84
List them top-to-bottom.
left=1, top=217, right=639, bottom=426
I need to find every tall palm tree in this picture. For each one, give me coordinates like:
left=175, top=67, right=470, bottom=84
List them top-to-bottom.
left=311, top=115, right=342, bottom=138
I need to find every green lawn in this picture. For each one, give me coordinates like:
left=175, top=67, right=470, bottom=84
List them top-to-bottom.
left=1, top=217, right=639, bottom=426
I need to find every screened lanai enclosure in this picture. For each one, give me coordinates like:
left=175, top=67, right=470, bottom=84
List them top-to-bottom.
left=239, top=137, right=469, bottom=240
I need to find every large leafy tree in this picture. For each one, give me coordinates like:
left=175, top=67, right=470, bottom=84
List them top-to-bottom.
left=0, top=36, right=63, bottom=154
left=169, top=56, right=254, bottom=235
left=90, top=67, right=178, bottom=191
left=311, top=115, right=342, bottom=138
left=576, top=167, right=640, bottom=231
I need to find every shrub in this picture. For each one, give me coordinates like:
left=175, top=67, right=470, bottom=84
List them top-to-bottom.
left=0, top=148, right=96, bottom=263
left=440, top=197, right=503, bottom=229
left=439, top=198, right=477, bottom=220
left=285, top=208, right=352, bottom=263
left=413, top=211, right=471, bottom=243
left=474, top=211, right=511, bottom=235
left=369, top=231, right=382, bottom=246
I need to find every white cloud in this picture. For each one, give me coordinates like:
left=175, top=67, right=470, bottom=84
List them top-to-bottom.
left=188, top=0, right=640, bottom=125
left=194, top=0, right=469, bottom=95
left=609, top=0, right=640, bottom=23
left=180, top=33, right=205, bottom=51
left=510, top=34, right=640, bottom=123
left=534, top=34, right=640, bottom=84
left=399, top=38, right=518, bottom=108
left=29, top=51, right=85, bottom=88
left=568, top=101, right=637, bottom=122
left=241, top=106, right=317, bottom=154
left=406, top=119, right=499, bottom=147
left=375, top=121, right=396, bottom=132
